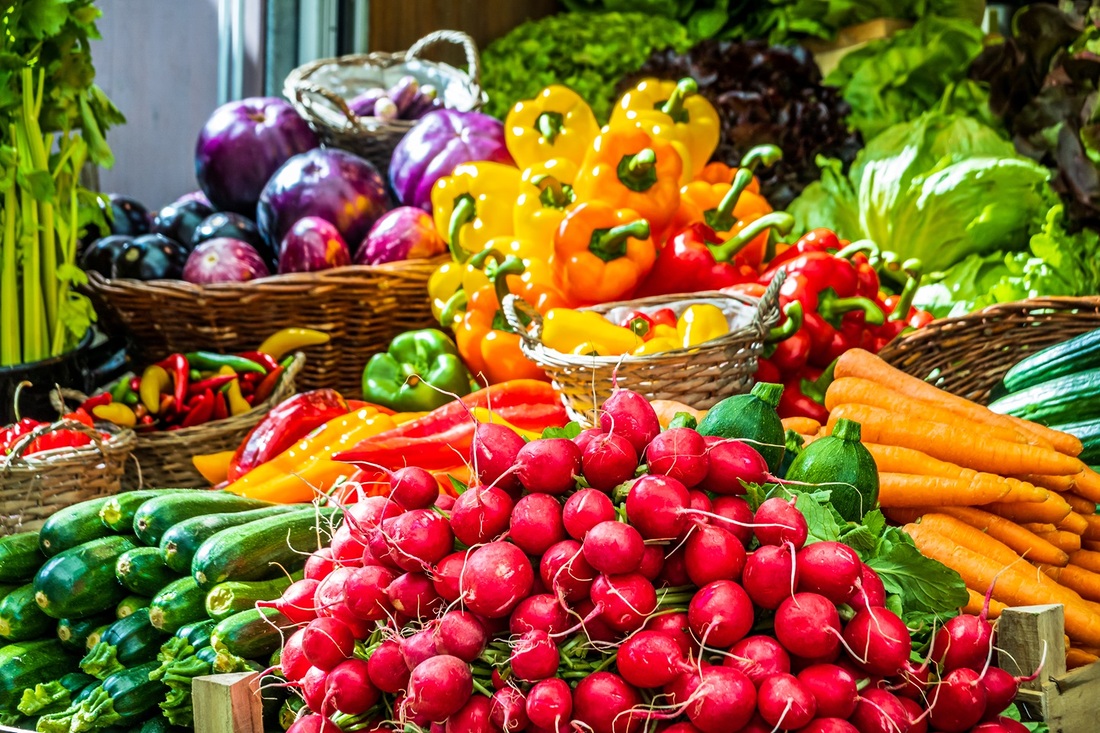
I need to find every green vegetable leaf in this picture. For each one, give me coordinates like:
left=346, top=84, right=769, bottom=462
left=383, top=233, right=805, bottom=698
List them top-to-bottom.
left=542, top=422, right=583, bottom=440
left=794, top=491, right=842, bottom=543
left=840, top=524, right=878, bottom=559
left=867, top=528, right=969, bottom=616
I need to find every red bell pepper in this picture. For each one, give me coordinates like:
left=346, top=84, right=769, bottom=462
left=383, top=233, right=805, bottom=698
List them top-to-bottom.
left=762, top=228, right=841, bottom=274
left=872, top=258, right=932, bottom=350
left=766, top=302, right=812, bottom=374
left=755, top=357, right=782, bottom=384
left=778, top=376, right=830, bottom=423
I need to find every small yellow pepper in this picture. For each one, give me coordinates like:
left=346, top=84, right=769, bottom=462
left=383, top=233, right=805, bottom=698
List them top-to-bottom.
left=505, top=86, right=600, bottom=171
left=677, top=304, right=729, bottom=347
left=541, top=308, right=641, bottom=356
left=633, top=324, right=681, bottom=355
left=258, top=328, right=329, bottom=361
left=140, top=365, right=169, bottom=414
left=218, top=366, right=252, bottom=416
left=92, top=403, right=136, bottom=428
left=471, top=407, right=543, bottom=441
left=192, top=450, right=235, bottom=485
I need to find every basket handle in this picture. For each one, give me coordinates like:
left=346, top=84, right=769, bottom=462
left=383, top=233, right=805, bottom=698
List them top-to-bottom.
left=406, top=30, right=482, bottom=91
left=294, top=81, right=360, bottom=128
left=753, top=271, right=786, bottom=331
left=502, top=295, right=544, bottom=347
left=0, top=419, right=111, bottom=469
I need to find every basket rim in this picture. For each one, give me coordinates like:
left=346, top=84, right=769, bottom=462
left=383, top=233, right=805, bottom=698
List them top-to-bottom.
left=0, top=421, right=135, bottom=472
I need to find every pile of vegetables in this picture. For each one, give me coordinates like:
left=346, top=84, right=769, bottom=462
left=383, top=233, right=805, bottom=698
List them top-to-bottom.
left=344, top=76, right=445, bottom=124
left=0, top=401, right=113, bottom=459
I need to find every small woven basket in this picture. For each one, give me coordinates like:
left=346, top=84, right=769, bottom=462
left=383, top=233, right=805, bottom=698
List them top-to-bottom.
left=285, top=30, right=484, bottom=172
left=84, top=258, right=444, bottom=395
left=504, top=277, right=783, bottom=424
left=877, top=296, right=1100, bottom=405
left=120, top=353, right=304, bottom=489
left=0, top=421, right=135, bottom=534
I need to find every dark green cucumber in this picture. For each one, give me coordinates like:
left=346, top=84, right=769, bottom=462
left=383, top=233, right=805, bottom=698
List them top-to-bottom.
left=1003, top=328, right=1100, bottom=393
left=988, top=368, right=1100, bottom=426
left=697, top=382, right=786, bottom=472
left=1047, top=417, right=1100, bottom=466
left=784, top=418, right=879, bottom=522
left=98, top=489, right=194, bottom=532
left=133, top=492, right=275, bottom=546
left=38, top=497, right=118, bottom=557
left=159, top=504, right=300, bottom=574
left=192, top=507, right=335, bottom=589
left=0, top=532, right=44, bottom=582
left=33, top=536, right=136, bottom=619
left=115, top=547, right=180, bottom=596
left=204, top=574, right=296, bottom=621
left=148, top=576, right=206, bottom=632
left=0, top=583, right=53, bottom=641
left=115, top=595, right=149, bottom=619
left=211, top=607, right=294, bottom=659
left=80, top=609, right=166, bottom=679
left=57, top=614, right=115, bottom=652
left=177, top=619, right=217, bottom=648
left=84, top=624, right=112, bottom=651
left=0, top=639, right=72, bottom=713
left=69, top=662, right=163, bottom=730
left=16, top=672, right=95, bottom=716
left=135, top=715, right=171, bottom=733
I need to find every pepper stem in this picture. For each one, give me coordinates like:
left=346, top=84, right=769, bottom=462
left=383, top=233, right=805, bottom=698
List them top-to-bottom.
left=659, top=78, right=697, bottom=123
left=535, top=111, right=564, bottom=144
left=739, top=144, right=782, bottom=172
left=616, top=149, right=658, bottom=192
left=704, top=168, right=756, bottom=232
left=531, top=174, right=574, bottom=209
left=447, top=194, right=477, bottom=263
left=708, top=212, right=795, bottom=262
left=588, top=220, right=651, bottom=263
left=836, top=239, right=881, bottom=265
left=489, top=255, right=526, bottom=310
left=888, top=258, right=924, bottom=322
left=817, top=289, right=886, bottom=329
left=438, top=291, right=469, bottom=327
left=765, top=301, right=804, bottom=344
left=12, top=380, right=31, bottom=422
left=750, top=381, right=784, bottom=409
left=833, top=417, right=862, bottom=442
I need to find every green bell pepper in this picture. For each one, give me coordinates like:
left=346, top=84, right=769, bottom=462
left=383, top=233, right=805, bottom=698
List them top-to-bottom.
left=362, top=329, right=475, bottom=412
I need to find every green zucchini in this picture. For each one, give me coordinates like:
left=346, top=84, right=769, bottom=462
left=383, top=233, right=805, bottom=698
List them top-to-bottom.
left=1003, top=328, right=1100, bottom=393
left=988, top=368, right=1100, bottom=426
left=697, top=382, right=786, bottom=472
left=1047, top=417, right=1100, bottom=466
left=784, top=418, right=879, bottom=522
left=98, top=489, right=194, bottom=532
left=133, top=492, right=275, bottom=546
left=38, top=497, right=118, bottom=557
left=160, top=504, right=300, bottom=574
left=192, top=507, right=335, bottom=589
left=0, top=532, right=44, bottom=582
left=33, top=535, right=136, bottom=619
left=115, top=547, right=180, bottom=596
left=204, top=574, right=296, bottom=621
left=148, top=576, right=206, bottom=632
left=0, top=583, right=54, bottom=641
left=0, top=585, right=16, bottom=603
left=115, top=595, right=149, bottom=619
left=211, top=607, right=294, bottom=659
left=80, top=608, right=166, bottom=679
left=57, top=614, right=115, bottom=652
left=178, top=619, right=217, bottom=648
left=84, top=624, right=112, bottom=651
left=0, top=639, right=72, bottom=713
left=68, top=662, right=163, bottom=731
left=17, top=672, right=95, bottom=716
left=135, top=715, right=172, bottom=733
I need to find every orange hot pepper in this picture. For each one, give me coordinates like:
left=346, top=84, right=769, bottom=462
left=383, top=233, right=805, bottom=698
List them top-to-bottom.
left=572, top=126, right=683, bottom=238
left=551, top=201, right=656, bottom=305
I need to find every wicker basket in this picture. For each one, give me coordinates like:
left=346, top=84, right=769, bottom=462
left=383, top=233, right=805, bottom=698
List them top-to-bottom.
left=285, top=30, right=483, bottom=172
left=84, top=258, right=444, bottom=395
left=504, top=278, right=783, bottom=424
left=877, top=297, right=1100, bottom=405
left=120, top=353, right=304, bottom=489
left=0, top=421, right=135, bottom=534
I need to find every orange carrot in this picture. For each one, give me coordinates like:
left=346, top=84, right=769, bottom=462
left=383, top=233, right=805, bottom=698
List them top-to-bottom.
left=833, top=349, right=1081, bottom=456
left=828, top=404, right=1083, bottom=477
left=782, top=417, right=821, bottom=436
left=865, top=444, right=1046, bottom=501
left=1070, top=468, right=1100, bottom=503
left=1016, top=473, right=1075, bottom=492
left=878, top=474, right=1026, bottom=507
left=985, top=493, right=1074, bottom=525
left=1063, top=494, right=1098, bottom=515
left=925, top=506, right=1069, bottom=567
left=1060, top=512, right=1091, bottom=536
left=914, top=513, right=1022, bottom=568
left=1081, top=513, right=1100, bottom=542
left=1023, top=523, right=1057, bottom=533
left=1033, top=530, right=1083, bottom=554
left=1071, top=550, right=1100, bottom=574
left=1041, top=564, right=1100, bottom=603
left=964, top=588, right=1006, bottom=619
left=1068, top=648, right=1098, bottom=669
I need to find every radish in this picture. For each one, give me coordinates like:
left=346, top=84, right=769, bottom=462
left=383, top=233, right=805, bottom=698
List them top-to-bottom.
left=599, top=389, right=661, bottom=454
left=473, top=422, right=526, bottom=495
left=574, top=428, right=603, bottom=453
left=645, top=428, right=709, bottom=488
left=582, top=432, right=639, bottom=492
left=516, top=438, right=582, bottom=495
left=699, top=439, right=768, bottom=495
left=386, top=466, right=440, bottom=510
left=625, top=474, right=689, bottom=539
left=450, top=486, right=514, bottom=546
left=563, top=489, right=617, bottom=540
left=687, top=490, right=712, bottom=514
left=436, top=492, right=456, bottom=511
left=510, top=493, right=566, bottom=555
left=344, top=495, right=404, bottom=539
left=710, top=496, right=754, bottom=547
left=753, top=497, right=808, bottom=548
left=387, top=508, right=455, bottom=571
left=366, top=521, right=400, bottom=569
left=583, top=521, right=645, bottom=575
left=685, top=522, right=746, bottom=586
left=331, top=523, right=368, bottom=566
left=540, top=540, right=596, bottom=603
left=462, top=541, right=535, bottom=618
left=797, top=542, right=862, bottom=603
left=742, top=543, right=797, bottom=610
left=638, top=544, right=665, bottom=581
left=658, top=546, right=691, bottom=587
left=305, top=547, right=336, bottom=580
left=432, top=551, right=468, bottom=602
left=849, top=563, right=887, bottom=611
left=343, top=565, right=396, bottom=621
left=315, top=566, right=371, bottom=637
left=387, top=571, right=443, bottom=619
left=591, top=573, right=658, bottom=633
left=259, top=577, right=321, bottom=624
left=688, top=580, right=754, bottom=647
left=775, top=593, right=841, bottom=659
left=511, top=594, right=570, bottom=635
left=930, top=598, right=995, bottom=672
left=574, top=599, right=617, bottom=643
left=842, top=606, right=912, bottom=676
left=435, top=610, right=489, bottom=662
left=644, top=612, right=693, bottom=656
left=301, top=617, right=355, bottom=671
left=280, top=627, right=311, bottom=683
left=401, top=628, right=439, bottom=670
left=510, top=629, right=560, bottom=681
left=617, top=630, right=693, bottom=688
left=724, top=635, right=790, bottom=686
left=367, top=639, right=410, bottom=692
left=407, top=655, right=473, bottom=721
left=326, top=658, right=380, bottom=714
left=895, top=659, right=930, bottom=701
left=797, top=663, right=859, bottom=719
left=301, top=666, right=330, bottom=713
left=981, top=666, right=1032, bottom=716
left=681, top=667, right=757, bottom=733
left=929, top=667, right=987, bottom=732
left=573, top=671, right=642, bottom=733
left=757, top=673, right=816, bottom=729
left=526, top=678, right=572, bottom=733
left=490, top=686, right=529, bottom=732
left=851, top=689, right=913, bottom=733
left=397, top=693, right=434, bottom=728
left=446, top=695, right=499, bottom=733
left=897, top=697, right=927, bottom=733
left=288, top=713, right=344, bottom=733
left=970, top=718, right=1030, bottom=733
left=800, top=720, right=860, bottom=733
left=661, top=725, right=703, bottom=733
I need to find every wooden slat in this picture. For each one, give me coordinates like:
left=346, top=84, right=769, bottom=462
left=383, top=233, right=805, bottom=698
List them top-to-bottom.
left=193, top=671, right=263, bottom=733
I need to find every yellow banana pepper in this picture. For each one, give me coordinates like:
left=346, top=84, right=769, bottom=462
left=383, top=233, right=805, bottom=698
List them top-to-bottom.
left=505, top=85, right=600, bottom=171
left=432, top=162, right=522, bottom=261
left=677, top=304, right=729, bottom=347
left=542, top=308, right=641, bottom=356
left=633, top=324, right=681, bottom=355
left=258, top=328, right=329, bottom=361
left=140, top=365, right=169, bottom=414
left=470, top=407, right=543, bottom=441
left=192, top=450, right=235, bottom=485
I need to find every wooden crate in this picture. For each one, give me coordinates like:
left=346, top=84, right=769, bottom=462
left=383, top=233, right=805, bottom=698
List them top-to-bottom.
left=802, top=18, right=913, bottom=76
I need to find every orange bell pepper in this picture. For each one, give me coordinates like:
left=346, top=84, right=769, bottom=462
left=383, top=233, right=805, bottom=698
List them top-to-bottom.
left=572, top=126, right=683, bottom=238
left=551, top=201, right=656, bottom=305
left=192, top=450, right=235, bottom=485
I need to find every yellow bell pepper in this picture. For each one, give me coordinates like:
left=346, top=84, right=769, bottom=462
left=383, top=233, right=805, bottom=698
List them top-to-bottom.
left=612, top=77, right=721, bottom=180
left=505, top=85, right=600, bottom=171
left=514, top=161, right=579, bottom=248
left=432, top=162, right=522, bottom=261
left=429, top=257, right=493, bottom=325
left=677, top=304, right=728, bottom=347
left=541, top=308, right=641, bottom=356
left=633, top=324, right=681, bottom=355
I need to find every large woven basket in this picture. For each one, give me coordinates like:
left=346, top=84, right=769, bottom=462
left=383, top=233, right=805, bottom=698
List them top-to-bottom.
left=285, top=30, right=483, bottom=172
left=84, top=259, right=444, bottom=395
left=504, top=278, right=783, bottom=424
left=878, top=296, right=1100, bottom=405
left=120, top=353, right=303, bottom=489
left=0, top=421, right=135, bottom=534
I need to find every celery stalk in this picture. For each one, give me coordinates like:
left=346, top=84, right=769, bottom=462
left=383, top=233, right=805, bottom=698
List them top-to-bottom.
left=1, top=185, right=19, bottom=367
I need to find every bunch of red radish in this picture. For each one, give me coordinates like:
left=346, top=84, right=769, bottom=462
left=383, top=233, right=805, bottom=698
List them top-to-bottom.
left=268, top=388, right=1034, bottom=733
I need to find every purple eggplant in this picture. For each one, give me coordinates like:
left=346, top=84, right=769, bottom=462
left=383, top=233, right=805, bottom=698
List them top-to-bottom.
left=386, top=76, right=420, bottom=117
left=348, top=88, right=385, bottom=117
left=389, top=110, right=513, bottom=211
left=152, top=199, right=214, bottom=250
left=355, top=207, right=445, bottom=265
left=278, top=216, right=352, bottom=274
left=112, top=234, right=189, bottom=280
left=80, top=235, right=134, bottom=277
left=183, top=237, right=270, bottom=284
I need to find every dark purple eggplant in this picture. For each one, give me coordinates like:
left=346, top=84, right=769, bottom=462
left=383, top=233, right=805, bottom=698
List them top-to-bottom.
left=386, top=76, right=420, bottom=117
left=348, top=88, right=385, bottom=117
left=107, top=195, right=152, bottom=237
left=152, top=200, right=214, bottom=250
left=191, top=212, right=274, bottom=269
left=112, top=234, right=189, bottom=280
left=80, top=235, right=134, bottom=277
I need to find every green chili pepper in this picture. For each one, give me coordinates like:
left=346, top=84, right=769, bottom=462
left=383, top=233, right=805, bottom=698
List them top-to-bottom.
left=184, top=351, right=265, bottom=374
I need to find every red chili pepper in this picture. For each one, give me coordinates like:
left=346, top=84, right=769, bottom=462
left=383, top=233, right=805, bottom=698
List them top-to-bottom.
left=634, top=222, right=760, bottom=297
left=763, top=227, right=840, bottom=273
left=649, top=308, right=677, bottom=329
left=238, top=350, right=279, bottom=373
left=157, top=353, right=190, bottom=410
left=252, top=366, right=285, bottom=404
left=240, top=371, right=263, bottom=386
left=187, top=374, right=236, bottom=397
left=129, top=376, right=142, bottom=393
left=181, top=389, right=216, bottom=428
left=212, top=392, right=229, bottom=421
left=79, top=393, right=113, bottom=412
left=62, top=410, right=94, bottom=428
left=0, top=418, right=43, bottom=455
